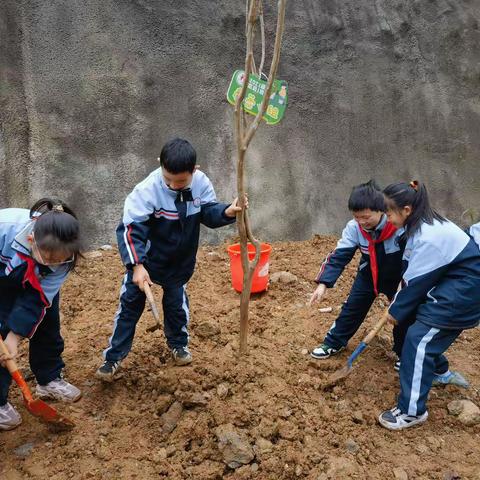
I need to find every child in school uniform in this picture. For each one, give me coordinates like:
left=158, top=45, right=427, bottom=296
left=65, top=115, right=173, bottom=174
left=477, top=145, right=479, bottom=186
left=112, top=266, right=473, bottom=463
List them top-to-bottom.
left=96, top=138, right=242, bottom=381
left=309, top=180, right=407, bottom=364
left=378, top=181, right=480, bottom=430
left=0, top=199, right=83, bottom=430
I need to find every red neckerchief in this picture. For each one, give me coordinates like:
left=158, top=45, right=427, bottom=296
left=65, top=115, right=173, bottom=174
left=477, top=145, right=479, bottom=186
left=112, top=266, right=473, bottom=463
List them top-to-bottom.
left=359, top=221, right=397, bottom=296
left=17, top=252, right=49, bottom=306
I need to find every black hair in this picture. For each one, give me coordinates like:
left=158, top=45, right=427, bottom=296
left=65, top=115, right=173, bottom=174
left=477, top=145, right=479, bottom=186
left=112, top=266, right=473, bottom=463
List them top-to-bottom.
left=159, top=138, right=196, bottom=174
left=348, top=180, right=385, bottom=212
left=383, top=181, right=445, bottom=237
left=29, top=198, right=83, bottom=271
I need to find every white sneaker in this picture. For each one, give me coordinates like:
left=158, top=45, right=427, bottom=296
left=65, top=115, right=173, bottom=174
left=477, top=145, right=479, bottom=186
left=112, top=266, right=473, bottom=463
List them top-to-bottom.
left=172, top=347, right=192, bottom=366
left=36, top=378, right=82, bottom=402
left=0, top=403, right=22, bottom=431
left=378, top=407, right=428, bottom=430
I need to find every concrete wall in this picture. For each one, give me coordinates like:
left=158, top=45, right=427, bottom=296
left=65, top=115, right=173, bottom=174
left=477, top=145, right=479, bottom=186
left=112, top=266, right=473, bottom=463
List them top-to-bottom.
left=1, top=0, right=479, bottom=246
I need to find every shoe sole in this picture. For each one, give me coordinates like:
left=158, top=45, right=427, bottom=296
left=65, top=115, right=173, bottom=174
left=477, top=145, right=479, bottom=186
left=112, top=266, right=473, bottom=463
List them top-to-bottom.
left=174, top=359, right=192, bottom=366
left=95, top=370, right=116, bottom=383
left=36, top=391, right=82, bottom=403
left=378, top=412, right=428, bottom=430
left=0, top=419, right=22, bottom=431
left=0, top=421, right=22, bottom=432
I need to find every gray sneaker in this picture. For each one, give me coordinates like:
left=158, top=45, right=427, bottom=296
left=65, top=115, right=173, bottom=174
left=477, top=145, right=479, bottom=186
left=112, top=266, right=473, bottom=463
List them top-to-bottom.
left=172, top=347, right=192, bottom=366
left=95, top=360, right=122, bottom=383
left=432, top=370, right=469, bottom=389
left=36, top=378, right=82, bottom=402
left=0, top=403, right=22, bottom=431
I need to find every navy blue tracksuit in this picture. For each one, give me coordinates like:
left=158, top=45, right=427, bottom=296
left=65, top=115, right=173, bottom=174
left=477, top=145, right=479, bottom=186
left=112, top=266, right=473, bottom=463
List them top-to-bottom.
left=104, top=168, right=235, bottom=361
left=316, top=215, right=406, bottom=353
left=389, top=219, right=480, bottom=416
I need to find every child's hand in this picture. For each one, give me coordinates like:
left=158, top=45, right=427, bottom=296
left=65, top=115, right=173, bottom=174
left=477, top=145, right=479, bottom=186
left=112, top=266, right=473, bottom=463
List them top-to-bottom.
left=225, top=195, right=249, bottom=218
left=133, top=264, right=152, bottom=291
left=309, top=283, right=327, bottom=306
left=387, top=313, right=398, bottom=326
left=0, top=332, right=21, bottom=368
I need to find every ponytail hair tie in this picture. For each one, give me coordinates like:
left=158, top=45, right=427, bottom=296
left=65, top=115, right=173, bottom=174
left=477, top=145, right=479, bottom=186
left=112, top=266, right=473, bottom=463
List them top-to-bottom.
left=409, top=180, right=419, bottom=191
left=52, top=204, right=64, bottom=213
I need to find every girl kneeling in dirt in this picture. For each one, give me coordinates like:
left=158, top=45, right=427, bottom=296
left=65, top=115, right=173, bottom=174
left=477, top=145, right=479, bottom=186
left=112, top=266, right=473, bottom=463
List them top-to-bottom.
left=378, top=181, right=480, bottom=430
left=0, top=199, right=83, bottom=430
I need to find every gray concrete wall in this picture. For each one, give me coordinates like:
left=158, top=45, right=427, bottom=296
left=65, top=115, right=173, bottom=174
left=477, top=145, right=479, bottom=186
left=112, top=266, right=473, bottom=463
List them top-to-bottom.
left=1, top=0, right=479, bottom=246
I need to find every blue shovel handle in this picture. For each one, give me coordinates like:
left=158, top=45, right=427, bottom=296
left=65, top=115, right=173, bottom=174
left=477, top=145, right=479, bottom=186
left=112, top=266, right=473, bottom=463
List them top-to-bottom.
left=346, top=309, right=391, bottom=369
left=347, top=342, right=367, bottom=368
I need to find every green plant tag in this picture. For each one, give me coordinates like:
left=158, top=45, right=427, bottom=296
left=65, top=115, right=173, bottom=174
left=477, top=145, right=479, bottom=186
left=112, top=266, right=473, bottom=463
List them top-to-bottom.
left=226, top=70, right=288, bottom=125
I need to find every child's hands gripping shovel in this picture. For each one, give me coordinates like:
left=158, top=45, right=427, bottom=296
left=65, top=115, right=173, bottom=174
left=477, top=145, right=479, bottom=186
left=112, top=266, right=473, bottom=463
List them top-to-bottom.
left=144, top=282, right=162, bottom=333
left=323, top=308, right=390, bottom=389
left=0, top=336, right=74, bottom=431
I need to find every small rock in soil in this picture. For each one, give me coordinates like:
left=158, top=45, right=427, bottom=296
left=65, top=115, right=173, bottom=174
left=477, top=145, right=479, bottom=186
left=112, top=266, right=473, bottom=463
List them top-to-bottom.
left=84, top=250, right=102, bottom=259
left=206, top=251, right=223, bottom=261
left=270, top=271, right=298, bottom=284
left=195, top=322, right=221, bottom=338
left=217, top=383, right=229, bottom=399
left=174, top=390, right=209, bottom=408
left=156, top=394, right=174, bottom=415
left=447, top=399, right=480, bottom=425
left=160, top=401, right=183, bottom=433
left=352, top=411, right=364, bottom=424
left=215, top=423, right=255, bottom=469
left=255, top=437, right=273, bottom=455
left=345, top=438, right=359, bottom=453
left=13, top=442, right=34, bottom=458
left=152, top=448, right=168, bottom=464
left=327, top=456, right=359, bottom=477
left=393, top=467, right=408, bottom=480
left=443, top=471, right=461, bottom=480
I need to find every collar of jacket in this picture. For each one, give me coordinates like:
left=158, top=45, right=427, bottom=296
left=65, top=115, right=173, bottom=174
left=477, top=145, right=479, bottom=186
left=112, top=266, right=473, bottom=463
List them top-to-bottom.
left=362, top=214, right=387, bottom=235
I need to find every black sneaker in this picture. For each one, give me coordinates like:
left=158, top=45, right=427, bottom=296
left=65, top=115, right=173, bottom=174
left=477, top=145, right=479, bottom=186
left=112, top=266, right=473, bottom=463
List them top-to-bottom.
left=310, top=343, right=344, bottom=360
left=172, top=347, right=192, bottom=366
left=95, top=360, right=122, bottom=382
left=394, top=360, right=401, bottom=372
left=378, top=407, right=428, bottom=430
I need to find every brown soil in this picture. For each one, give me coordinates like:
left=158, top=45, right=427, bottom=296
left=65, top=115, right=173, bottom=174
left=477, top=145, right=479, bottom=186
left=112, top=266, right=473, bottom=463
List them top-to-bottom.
left=1, top=237, right=480, bottom=479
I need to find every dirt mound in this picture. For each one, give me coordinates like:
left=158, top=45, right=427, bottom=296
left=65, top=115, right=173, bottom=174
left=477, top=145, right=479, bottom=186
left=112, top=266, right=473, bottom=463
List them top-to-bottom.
left=1, top=237, right=480, bottom=479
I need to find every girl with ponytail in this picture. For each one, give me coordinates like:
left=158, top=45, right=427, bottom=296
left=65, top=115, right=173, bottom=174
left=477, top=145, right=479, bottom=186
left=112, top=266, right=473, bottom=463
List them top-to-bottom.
left=378, top=181, right=480, bottom=430
left=0, top=198, right=83, bottom=430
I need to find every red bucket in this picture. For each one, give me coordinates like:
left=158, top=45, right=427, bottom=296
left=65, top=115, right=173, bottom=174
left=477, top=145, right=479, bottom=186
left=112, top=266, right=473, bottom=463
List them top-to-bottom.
left=227, top=243, right=272, bottom=293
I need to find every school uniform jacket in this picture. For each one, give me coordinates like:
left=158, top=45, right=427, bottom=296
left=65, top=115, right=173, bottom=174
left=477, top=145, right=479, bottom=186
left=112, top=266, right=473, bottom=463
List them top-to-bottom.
left=117, top=168, right=235, bottom=287
left=0, top=208, right=69, bottom=338
left=316, top=215, right=404, bottom=290
left=389, top=219, right=480, bottom=330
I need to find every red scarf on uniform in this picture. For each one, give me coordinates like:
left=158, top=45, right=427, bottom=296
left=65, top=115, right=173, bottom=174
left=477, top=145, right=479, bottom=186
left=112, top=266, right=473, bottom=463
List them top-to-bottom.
left=359, top=221, right=397, bottom=296
left=17, top=252, right=49, bottom=306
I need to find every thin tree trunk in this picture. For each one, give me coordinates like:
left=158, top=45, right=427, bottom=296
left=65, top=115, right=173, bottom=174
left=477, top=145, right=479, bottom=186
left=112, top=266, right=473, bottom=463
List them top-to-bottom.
left=235, top=0, right=286, bottom=354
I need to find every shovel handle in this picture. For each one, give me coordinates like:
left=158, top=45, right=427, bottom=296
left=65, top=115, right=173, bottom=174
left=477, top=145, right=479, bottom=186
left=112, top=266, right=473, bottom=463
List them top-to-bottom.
left=144, top=282, right=161, bottom=322
left=362, top=308, right=391, bottom=345
left=0, top=336, right=34, bottom=403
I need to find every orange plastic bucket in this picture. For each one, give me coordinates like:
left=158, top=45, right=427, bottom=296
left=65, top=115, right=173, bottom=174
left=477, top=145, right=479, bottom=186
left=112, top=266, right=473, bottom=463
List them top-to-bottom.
left=227, top=243, right=272, bottom=293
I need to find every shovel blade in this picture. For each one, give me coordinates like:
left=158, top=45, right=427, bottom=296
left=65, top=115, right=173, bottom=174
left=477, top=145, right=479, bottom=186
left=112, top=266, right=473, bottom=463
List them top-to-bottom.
left=322, top=365, right=351, bottom=389
left=25, top=398, right=75, bottom=431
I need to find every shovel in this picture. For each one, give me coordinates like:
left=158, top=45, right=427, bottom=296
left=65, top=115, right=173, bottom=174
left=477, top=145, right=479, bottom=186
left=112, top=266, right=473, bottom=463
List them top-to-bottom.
left=144, top=282, right=162, bottom=333
left=323, top=308, right=390, bottom=389
left=0, top=336, right=74, bottom=431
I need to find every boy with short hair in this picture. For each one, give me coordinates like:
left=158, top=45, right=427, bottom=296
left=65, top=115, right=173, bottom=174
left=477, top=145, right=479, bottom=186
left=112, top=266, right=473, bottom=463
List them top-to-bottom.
left=96, top=138, right=241, bottom=381
left=309, top=180, right=406, bottom=362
